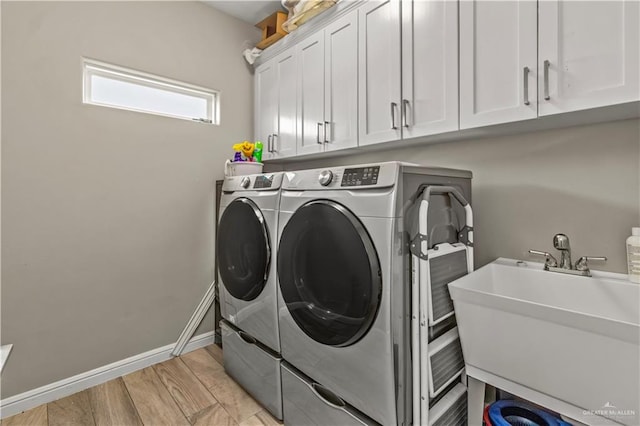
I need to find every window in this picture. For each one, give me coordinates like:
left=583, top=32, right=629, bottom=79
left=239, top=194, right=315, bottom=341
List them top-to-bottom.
left=82, top=59, right=219, bottom=124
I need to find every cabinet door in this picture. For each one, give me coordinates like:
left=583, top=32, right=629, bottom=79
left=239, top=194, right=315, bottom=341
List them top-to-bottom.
left=358, top=0, right=402, bottom=146
left=402, top=0, right=458, bottom=138
left=538, top=0, right=640, bottom=116
left=459, top=1, right=537, bottom=129
left=324, top=11, right=359, bottom=152
left=297, top=32, right=325, bottom=156
left=271, top=49, right=297, bottom=159
left=255, top=61, right=277, bottom=148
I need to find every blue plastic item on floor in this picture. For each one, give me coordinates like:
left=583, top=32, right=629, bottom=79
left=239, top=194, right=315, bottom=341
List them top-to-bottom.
left=487, top=400, right=573, bottom=426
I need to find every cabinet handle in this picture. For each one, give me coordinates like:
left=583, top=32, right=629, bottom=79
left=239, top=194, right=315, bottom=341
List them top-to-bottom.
left=543, top=60, right=551, bottom=101
left=523, top=67, right=530, bottom=106
left=402, top=99, right=410, bottom=128
left=390, top=102, right=398, bottom=130
left=324, top=121, right=330, bottom=143
left=317, top=123, right=323, bottom=145
left=267, top=134, right=272, bottom=153
left=272, top=134, right=278, bottom=152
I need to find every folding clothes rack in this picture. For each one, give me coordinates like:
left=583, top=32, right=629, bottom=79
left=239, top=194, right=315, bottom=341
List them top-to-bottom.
left=409, top=186, right=474, bottom=426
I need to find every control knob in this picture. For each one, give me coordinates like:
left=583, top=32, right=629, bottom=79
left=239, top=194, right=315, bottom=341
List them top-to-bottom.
left=318, top=170, right=333, bottom=186
left=240, top=176, right=251, bottom=189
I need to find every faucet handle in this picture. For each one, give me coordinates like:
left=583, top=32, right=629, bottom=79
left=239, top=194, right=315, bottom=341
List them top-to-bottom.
left=528, top=250, right=559, bottom=268
left=575, top=256, right=607, bottom=271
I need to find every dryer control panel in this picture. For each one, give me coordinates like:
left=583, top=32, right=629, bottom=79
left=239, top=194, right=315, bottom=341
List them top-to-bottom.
left=282, top=162, right=399, bottom=190
left=341, top=166, right=380, bottom=187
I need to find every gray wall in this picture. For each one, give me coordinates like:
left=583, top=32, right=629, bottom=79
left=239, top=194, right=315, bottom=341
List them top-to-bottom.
left=1, top=1, right=258, bottom=398
left=269, top=119, right=640, bottom=273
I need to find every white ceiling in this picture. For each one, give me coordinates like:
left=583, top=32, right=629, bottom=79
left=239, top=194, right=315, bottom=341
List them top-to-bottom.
left=202, top=1, right=286, bottom=25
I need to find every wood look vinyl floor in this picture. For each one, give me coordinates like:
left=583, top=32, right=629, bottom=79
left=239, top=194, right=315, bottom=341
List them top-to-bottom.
left=2, top=345, right=283, bottom=426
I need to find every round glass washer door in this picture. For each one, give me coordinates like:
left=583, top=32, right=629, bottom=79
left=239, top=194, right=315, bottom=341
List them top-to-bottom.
left=217, top=198, right=271, bottom=301
left=277, top=200, right=382, bottom=347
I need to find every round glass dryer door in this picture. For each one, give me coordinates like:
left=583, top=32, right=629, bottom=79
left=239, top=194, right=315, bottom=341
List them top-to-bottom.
left=217, top=198, right=271, bottom=301
left=277, top=200, right=382, bottom=347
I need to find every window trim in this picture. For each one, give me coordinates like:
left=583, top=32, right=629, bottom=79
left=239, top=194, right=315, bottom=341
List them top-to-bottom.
left=82, top=58, right=220, bottom=124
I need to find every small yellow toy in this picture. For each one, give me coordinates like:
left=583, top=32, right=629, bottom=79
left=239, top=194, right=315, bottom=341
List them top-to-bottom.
left=232, top=141, right=255, bottom=161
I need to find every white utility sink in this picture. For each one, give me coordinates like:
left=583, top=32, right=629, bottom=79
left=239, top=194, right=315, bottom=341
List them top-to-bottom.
left=449, top=258, right=639, bottom=425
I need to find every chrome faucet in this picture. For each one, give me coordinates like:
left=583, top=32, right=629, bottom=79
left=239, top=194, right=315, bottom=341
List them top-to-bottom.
left=529, top=233, right=607, bottom=277
left=553, top=233, right=572, bottom=269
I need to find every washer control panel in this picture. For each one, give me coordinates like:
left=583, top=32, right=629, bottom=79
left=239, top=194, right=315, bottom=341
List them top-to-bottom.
left=341, top=166, right=380, bottom=187
left=253, top=175, right=274, bottom=189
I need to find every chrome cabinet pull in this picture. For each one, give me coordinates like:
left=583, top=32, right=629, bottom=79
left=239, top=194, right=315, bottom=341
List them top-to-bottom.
left=543, top=60, right=551, bottom=101
left=523, top=67, right=530, bottom=105
left=402, top=99, right=410, bottom=128
left=390, top=102, right=398, bottom=130
left=324, top=121, right=330, bottom=143
left=317, top=123, right=323, bottom=145
left=267, top=134, right=272, bottom=153
left=272, top=134, right=278, bottom=152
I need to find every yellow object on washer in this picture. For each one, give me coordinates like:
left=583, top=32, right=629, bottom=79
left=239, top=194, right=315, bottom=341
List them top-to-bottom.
left=233, top=141, right=255, bottom=159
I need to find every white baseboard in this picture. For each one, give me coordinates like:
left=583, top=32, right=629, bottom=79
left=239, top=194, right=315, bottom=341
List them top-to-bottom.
left=0, top=331, right=216, bottom=419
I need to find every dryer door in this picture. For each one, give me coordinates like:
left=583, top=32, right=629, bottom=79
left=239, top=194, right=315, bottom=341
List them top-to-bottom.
left=218, top=198, right=271, bottom=301
left=278, top=200, right=382, bottom=347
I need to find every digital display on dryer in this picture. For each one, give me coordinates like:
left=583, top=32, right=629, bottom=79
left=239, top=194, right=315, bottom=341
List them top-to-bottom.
left=341, top=166, right=380, bottom=187
left=253, top=175, right=274, bottom=189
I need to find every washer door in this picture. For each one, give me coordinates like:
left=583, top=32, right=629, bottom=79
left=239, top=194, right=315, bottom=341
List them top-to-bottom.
left=218, top=198, right=271, bottom=301
left=278, top=200, right=382, bottom=347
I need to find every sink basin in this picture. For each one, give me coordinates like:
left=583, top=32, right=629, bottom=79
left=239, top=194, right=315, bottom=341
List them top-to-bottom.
left=449, top=258, right=639, bottom=425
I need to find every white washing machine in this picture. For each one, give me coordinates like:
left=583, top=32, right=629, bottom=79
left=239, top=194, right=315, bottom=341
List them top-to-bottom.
left=276, top=162, right=472, bottom=425
left=217, top=172, right=283, bottom=419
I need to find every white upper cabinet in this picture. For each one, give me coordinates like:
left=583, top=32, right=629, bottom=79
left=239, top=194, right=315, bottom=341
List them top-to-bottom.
left=255, top=0, right=638, bottom=160
left=358, top=0, right=402, bottom=146
left=360, top=0, right=459, bottom=144
left=402, top=0, right=459, bottom=138
left=460, top=0, right=538, bottom=129
left=461, top=0, right=639, bottom=130
left=538, top=0, right=640, bottom=116
left=297, top=11, right=359, bottom=156
left=324, top=12, right=359, bottom=152
left=297, top=32, right=326, bottom=156
left=255, top=48, right=298, bottom=160
left=273, top=50, right=298, bottom=159
left=274, top=50, right=298, bottom=159
left=255, top=61, right=277, bottom=151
